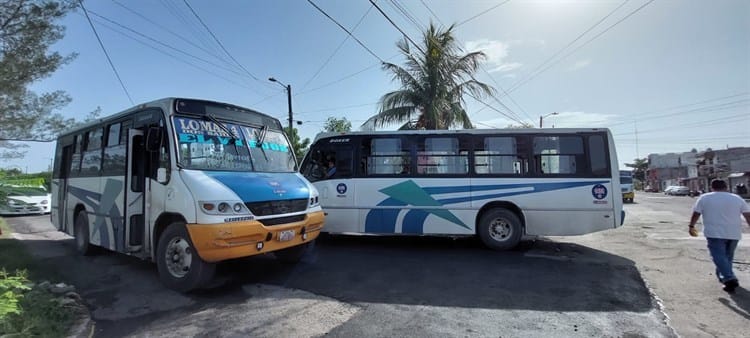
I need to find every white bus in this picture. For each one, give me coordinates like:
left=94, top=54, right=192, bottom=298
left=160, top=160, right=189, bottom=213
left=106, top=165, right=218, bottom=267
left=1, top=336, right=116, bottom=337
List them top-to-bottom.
left=51, top=98, right=324, bottom=291
left=300, top=128, right=623, bottom=250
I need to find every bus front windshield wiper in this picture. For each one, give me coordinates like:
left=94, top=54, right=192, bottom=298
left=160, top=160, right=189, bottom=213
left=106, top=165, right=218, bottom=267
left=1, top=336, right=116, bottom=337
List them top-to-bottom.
left=203, top=114, right=236, bottom=143
left=255, top=125, right=269, bottom=162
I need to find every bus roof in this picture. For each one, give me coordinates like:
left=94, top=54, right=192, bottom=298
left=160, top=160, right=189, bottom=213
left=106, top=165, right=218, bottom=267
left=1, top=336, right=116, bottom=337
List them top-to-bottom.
left=57, top=97, right=276, bottom=138
left=311, top=128, right=613, bottom=142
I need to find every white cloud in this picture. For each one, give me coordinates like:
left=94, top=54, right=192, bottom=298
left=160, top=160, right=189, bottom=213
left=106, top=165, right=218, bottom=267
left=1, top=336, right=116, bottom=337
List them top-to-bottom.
left=464, top=39, right=522, bottom=74
left=567, top=59, right=591, bottom=71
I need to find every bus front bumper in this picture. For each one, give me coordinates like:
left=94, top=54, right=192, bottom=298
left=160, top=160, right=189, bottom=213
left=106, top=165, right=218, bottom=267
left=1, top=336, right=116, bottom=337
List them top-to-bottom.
left=622, top=192, right=634, bottom=200
left=186, top=211, right=324, bottom=263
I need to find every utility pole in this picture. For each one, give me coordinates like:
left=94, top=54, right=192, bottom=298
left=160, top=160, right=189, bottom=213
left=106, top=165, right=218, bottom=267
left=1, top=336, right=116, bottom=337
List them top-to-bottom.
left=269, top=77, right=294, bottom=132
left=285, top=84, right=292, bottom=132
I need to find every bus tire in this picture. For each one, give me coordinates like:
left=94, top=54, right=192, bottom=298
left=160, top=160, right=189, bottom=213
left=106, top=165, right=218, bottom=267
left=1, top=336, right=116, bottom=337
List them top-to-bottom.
left=478, top=209, right=523, bottom=250
left=74, top=211, right=95, bottom=256
left=156, top=223, right=215, bottom=292
left=274, top=242, right=310, bottom=263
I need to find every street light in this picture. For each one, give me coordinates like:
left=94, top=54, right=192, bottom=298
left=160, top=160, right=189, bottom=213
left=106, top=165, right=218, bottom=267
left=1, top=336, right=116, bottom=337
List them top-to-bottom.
left=268, top=77, right=294, bottom=132
left=539, top=112, right=559, bottom=128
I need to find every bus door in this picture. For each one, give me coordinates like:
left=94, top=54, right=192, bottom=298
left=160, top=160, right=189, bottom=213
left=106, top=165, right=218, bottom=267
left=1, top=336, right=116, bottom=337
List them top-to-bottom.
left=125, top=129, right=146, bottom=252
left=303, top=142, right=357, bottom=233
left=55, top=145, right=73, bottom=232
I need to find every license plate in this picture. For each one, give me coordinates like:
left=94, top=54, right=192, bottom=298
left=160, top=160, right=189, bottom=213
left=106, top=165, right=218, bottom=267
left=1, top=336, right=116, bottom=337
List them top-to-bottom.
left=278, top=230, right=295, bottom=242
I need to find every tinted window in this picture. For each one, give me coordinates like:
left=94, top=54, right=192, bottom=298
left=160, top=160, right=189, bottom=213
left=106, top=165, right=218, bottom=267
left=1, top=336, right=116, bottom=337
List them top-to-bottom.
left=589, top=135, right=609, bottom=176
left=474, top=136, right=526, bottom=175
left=533, top=136, right=584, bottom=175
left=361, top=137, right=411, bottom=175
left=417, top=137, right=468, bottom=175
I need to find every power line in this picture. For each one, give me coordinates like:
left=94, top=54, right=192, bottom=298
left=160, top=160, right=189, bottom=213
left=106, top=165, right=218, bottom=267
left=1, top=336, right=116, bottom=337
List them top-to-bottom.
left=77, top=0, right=134, bottom=105
left=111, top=0, right=239, bottom=73
left=182, top=0, right=262, bottom=82
left=307, top=0, right=383, bottom=62
left=368, top=0, right=425, bottom=55
left=368, top=0, right=526, bottom=126
left=388, top=0, right=425, bottom=32
left=419, top=0, right=443, bottom=26
left=456, top=0, right=512, bottom=27
left=505, top=0, right=630, bottom=95
left=507, top=0, right=656, bottom=94
left=414, top=1, right=531, bottom=124
left=301, top=4, right=373, bottom=92
left=86, top=9, right=256, bottom=84
left=83, top=13, right=260, bottom=92
left=607, top=92, right=749, bottom=127
left=607, top=98, right=749, bottom=127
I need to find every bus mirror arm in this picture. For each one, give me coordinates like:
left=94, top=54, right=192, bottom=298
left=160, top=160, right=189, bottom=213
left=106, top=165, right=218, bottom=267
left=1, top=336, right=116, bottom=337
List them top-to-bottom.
left=145, top=127, right=162, bottom=152
left=157, top=168, right=168, bottom=184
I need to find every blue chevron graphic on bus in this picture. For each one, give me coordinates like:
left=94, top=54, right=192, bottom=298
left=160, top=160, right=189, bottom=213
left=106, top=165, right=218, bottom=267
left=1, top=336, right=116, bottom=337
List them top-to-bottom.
left=364, top=180, right=608, bottom=234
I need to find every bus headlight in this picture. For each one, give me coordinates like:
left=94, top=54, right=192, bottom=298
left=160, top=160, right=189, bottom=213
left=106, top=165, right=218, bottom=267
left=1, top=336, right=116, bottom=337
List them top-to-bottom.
left=200, top=200, right=251, bottom=215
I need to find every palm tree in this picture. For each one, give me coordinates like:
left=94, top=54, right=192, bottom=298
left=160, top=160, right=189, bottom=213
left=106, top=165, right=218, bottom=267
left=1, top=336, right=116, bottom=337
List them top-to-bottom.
left=363, top=23, right=494, bottom=130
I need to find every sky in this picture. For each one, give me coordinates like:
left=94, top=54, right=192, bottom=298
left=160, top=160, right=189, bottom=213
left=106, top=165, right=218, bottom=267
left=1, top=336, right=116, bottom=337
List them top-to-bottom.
left=8, top=0, right=750, bottom=173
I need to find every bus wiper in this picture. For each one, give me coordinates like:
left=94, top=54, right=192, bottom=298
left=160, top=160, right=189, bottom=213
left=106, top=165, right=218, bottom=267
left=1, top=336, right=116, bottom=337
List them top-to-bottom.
left=203, top=114, right=237, bottom=143
left=255, top=125, right=269, bottom=162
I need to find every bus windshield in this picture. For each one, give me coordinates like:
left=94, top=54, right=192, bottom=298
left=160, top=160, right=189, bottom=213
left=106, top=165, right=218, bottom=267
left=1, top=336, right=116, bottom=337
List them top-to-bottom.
left=174, top=116, right=295, bottom=172
left=620, top=176, right=633, bottom=184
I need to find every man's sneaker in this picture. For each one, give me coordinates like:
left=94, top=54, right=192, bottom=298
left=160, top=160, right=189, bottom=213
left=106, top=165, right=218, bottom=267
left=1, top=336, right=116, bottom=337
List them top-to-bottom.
left=723, top=279, right=739, bottom=293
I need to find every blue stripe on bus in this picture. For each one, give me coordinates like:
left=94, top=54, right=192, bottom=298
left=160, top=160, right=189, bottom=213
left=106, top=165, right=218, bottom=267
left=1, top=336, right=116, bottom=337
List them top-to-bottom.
left=364, top=180, right=611, bottom=233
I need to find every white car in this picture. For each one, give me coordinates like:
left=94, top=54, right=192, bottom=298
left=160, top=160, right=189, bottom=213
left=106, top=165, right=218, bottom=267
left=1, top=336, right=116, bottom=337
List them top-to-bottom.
left=0, top=186, right=51, bottom=215
left=665, top=186, right=690, bottom=196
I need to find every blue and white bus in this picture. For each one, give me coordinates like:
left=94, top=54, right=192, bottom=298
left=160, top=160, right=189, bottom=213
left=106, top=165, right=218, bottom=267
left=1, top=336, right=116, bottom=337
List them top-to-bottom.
left=51, top=98, right=324, bottom=291
left=300, top=128, right=623, bottom=250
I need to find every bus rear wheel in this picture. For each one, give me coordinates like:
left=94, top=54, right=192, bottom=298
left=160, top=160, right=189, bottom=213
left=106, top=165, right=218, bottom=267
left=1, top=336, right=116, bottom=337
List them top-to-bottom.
left=478, top=209, right=523, bottom=250
left=74, top=211, right=95, bottom=256
left=156, top=223, right=215, bottom=292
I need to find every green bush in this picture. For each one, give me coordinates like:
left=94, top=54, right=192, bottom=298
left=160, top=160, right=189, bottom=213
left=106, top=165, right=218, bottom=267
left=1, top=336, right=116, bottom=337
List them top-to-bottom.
left=0, top=270, right=30, bottom=319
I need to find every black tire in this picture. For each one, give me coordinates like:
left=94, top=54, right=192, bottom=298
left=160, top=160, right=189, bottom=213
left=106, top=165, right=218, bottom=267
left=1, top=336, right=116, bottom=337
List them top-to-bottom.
left=477, top=209, right=523, bottom=251
left=74, top=211, right=95, bottom=256
left=156, top=223, right=215, bottom=292
left=274, top=242, right=310, bottom=263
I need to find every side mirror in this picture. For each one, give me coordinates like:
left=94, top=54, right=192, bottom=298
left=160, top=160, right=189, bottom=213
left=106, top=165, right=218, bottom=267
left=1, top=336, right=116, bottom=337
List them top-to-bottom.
left=145, top=127, right=162, bottom=152
left=157, top=168, right=168, bottom=183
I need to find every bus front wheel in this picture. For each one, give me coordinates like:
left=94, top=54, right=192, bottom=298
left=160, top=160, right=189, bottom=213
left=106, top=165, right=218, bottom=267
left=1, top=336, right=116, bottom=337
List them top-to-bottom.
left=478, top=209, right=523, bottom=250
left=74, top=211, right=95, bottom=256
left=156, top=223, right=215, bottom=292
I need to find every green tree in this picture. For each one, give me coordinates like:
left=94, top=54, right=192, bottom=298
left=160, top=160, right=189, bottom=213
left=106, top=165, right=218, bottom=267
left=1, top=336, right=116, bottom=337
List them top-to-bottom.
left=0, top=0, right=78, bottom=159
left=364, top=23, right=494, bottom=130
left=323, top=117, right=352, bottom=133
left=284, top=126, right=310, bottom=163
left=625, top=157, right=648, bottom=182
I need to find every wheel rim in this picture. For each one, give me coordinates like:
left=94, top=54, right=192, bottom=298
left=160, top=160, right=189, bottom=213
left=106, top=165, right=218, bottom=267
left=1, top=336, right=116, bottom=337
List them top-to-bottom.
left=489, top=217, right=512, bottom=242
left=164, top=236, right=192, bottom=278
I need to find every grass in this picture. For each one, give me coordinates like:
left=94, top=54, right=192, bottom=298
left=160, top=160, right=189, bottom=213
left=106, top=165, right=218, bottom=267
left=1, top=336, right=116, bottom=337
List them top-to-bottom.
left=0, top=218, right=76, bottom=337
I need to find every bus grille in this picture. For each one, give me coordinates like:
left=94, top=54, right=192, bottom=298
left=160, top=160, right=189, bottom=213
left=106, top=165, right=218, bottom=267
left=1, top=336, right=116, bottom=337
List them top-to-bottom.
left=245, top=199, right=308, bottom=216
left=259, top=215, right=306, bottom=226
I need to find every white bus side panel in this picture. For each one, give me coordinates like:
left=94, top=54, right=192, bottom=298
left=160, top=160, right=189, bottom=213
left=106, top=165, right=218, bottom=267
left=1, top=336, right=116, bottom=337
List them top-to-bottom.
left=66, top=176, right=128, bottom=251
left=354, top=178, right=474, bottom=235
left=470, top=178, right=617, bottom=236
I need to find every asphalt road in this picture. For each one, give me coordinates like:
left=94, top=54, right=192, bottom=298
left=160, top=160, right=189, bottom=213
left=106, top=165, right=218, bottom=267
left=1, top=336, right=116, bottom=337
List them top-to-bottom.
left=4, top=197, right=721, bottom=337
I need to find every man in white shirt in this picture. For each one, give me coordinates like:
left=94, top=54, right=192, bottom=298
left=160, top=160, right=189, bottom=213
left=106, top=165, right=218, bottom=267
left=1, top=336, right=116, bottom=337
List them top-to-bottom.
left=689, top=179, right=750, bottom=293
